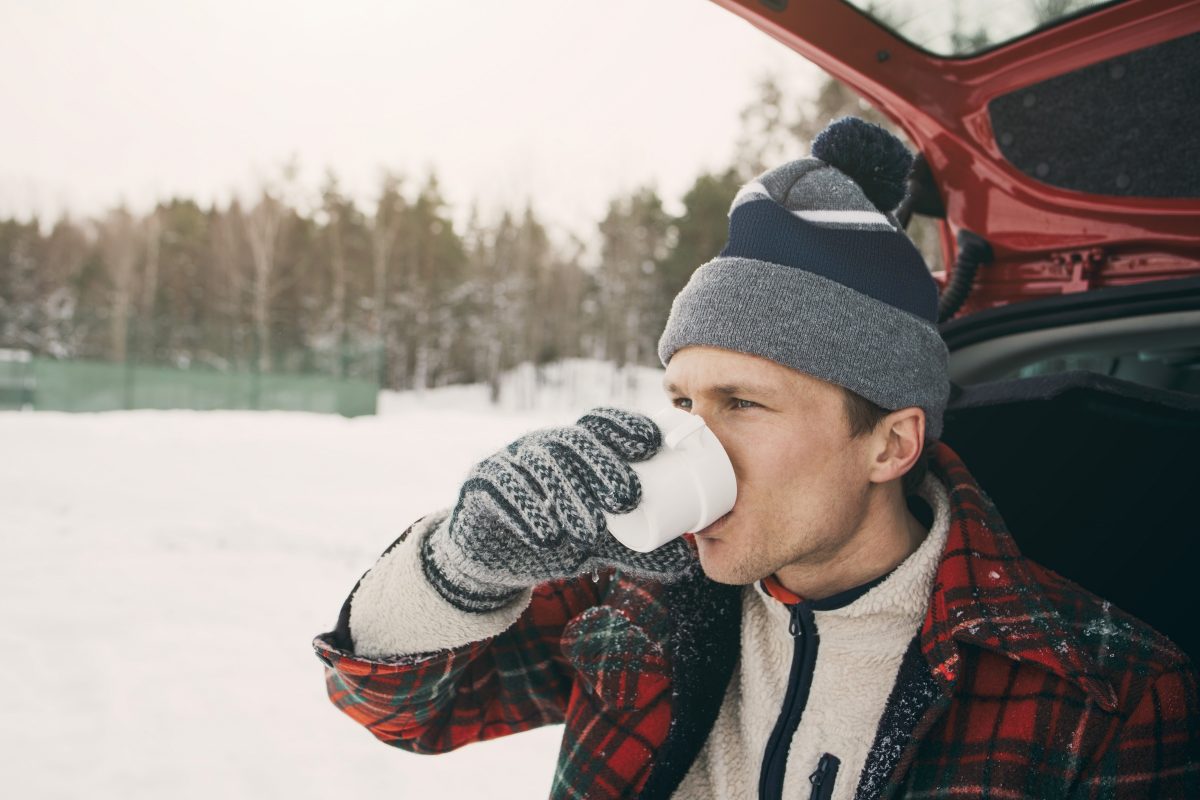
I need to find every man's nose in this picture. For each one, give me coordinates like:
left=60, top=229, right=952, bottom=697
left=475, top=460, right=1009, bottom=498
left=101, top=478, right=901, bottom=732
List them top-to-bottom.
left=685, top=403, right=728, bottom=445
left=682, top=405, right=740, bottom=482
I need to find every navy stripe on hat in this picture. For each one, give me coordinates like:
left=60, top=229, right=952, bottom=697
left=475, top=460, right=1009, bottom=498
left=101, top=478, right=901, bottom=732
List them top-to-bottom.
left=719, top=199, right=938, bottom=324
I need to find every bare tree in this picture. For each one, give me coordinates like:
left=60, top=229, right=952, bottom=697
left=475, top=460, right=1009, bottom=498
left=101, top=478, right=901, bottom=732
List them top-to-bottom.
left=735, top=74, right=792, bottom=178
left=241, top=163, right=297, bottom=373
left=319, top=171, right=350, bottom=377
left=369, top=171, right=406, bottom=385
left=210, top=200, right=247, bottom=369
left=98, top=206, right=140, bottom=362
left=139, top=207, right=162, bottom=361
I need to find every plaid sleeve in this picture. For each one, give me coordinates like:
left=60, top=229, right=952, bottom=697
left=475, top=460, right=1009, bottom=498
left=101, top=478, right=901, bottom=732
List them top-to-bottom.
left=314, top=573, right=606, bottom=754
left=1070, top=664, right=1200, bottom=798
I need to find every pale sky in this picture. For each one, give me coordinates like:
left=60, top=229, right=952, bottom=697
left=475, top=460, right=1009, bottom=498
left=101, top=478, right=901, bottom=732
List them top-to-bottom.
left=0, top=0, right=822, bottom=241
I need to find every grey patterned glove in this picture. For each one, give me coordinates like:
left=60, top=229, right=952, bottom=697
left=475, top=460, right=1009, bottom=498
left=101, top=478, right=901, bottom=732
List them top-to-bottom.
left=419, top=407, right=697, bottom=613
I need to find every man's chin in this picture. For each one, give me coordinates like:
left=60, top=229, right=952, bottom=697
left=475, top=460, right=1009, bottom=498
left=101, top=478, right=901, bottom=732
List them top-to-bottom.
left=695, top=540, right=768, bottom=586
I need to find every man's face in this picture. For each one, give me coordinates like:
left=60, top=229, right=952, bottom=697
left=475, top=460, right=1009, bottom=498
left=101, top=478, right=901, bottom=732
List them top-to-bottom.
left=662, top=345, right=875, bottom=586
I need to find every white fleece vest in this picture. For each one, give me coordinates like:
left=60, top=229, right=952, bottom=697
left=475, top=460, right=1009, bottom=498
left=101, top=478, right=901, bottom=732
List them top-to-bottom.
left=672, top=473, right=951, bottom=800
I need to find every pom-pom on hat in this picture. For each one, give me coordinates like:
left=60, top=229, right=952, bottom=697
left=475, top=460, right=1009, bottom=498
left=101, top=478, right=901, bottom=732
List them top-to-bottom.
left=657, top=116, right=950, bottom=440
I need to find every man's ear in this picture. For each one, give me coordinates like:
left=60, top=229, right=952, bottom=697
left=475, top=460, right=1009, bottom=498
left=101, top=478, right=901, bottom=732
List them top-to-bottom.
left=866, top=407, right=925, bottom=485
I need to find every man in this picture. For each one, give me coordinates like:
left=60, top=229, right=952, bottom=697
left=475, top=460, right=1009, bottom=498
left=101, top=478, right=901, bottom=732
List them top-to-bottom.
left=314, top=118, right=1199, bottom=799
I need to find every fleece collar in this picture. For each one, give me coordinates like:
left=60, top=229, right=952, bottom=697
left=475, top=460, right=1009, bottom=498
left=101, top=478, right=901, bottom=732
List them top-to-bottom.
left=754, top=470, right=951, bottom=629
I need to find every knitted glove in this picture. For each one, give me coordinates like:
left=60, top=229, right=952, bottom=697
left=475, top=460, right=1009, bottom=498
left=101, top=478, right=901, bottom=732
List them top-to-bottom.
left=419, top=407, right=697, bottom=613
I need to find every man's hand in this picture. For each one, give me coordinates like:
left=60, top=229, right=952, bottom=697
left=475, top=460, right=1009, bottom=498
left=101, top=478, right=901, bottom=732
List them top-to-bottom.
left=420, top=407, right=696, bottom=612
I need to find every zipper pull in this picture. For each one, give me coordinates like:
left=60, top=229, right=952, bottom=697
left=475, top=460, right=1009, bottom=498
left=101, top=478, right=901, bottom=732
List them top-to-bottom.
left=788, top=603, right=803, bottom=636
left=808, top=753, right=840, bottom=800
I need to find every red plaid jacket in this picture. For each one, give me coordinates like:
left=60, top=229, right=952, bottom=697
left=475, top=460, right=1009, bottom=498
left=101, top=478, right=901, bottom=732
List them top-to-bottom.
left=314, top=442, right=1200, bottom=798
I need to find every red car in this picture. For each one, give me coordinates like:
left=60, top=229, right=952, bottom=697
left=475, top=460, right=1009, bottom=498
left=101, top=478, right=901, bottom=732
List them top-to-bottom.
left=714, top=0, right=1200, bottom=658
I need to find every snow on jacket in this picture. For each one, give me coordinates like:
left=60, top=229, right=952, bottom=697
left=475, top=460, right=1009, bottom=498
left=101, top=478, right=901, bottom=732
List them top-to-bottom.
left=313, top=441, right=1200, bottom=798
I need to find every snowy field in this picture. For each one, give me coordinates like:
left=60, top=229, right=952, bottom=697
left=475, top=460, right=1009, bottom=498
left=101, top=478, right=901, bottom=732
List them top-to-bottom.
left=1, top=361, right=666, bottom=799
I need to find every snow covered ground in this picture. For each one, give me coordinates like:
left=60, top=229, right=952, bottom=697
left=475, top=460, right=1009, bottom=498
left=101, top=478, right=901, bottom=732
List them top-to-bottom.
left=0, top=361, right=667, bottom=799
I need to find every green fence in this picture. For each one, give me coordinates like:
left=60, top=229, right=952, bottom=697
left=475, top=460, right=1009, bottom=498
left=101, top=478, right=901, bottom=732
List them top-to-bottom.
left=0, top=355, right=377, bottom=416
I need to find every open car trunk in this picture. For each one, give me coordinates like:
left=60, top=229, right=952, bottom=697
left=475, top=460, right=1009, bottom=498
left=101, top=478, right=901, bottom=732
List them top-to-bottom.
left=710, top=0, right=1200, bottom=660
left=942, top=370, right=1199, bottom=661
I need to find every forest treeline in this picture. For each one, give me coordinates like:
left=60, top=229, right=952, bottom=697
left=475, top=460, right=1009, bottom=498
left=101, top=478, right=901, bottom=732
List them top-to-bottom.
left=0, top=77, right=941, bottom=395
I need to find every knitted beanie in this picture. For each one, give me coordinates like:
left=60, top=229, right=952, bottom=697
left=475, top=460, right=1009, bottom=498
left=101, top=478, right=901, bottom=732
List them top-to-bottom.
left=656, top=117, right=950, bottom=440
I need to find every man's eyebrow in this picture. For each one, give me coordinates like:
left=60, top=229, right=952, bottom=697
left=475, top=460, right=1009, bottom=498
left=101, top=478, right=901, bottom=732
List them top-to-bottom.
left=662, top=380, right=779, bottom=397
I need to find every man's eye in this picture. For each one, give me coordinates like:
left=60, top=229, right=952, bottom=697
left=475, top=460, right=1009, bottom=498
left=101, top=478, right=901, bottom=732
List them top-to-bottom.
left=671, top=398, right=758, bottom=410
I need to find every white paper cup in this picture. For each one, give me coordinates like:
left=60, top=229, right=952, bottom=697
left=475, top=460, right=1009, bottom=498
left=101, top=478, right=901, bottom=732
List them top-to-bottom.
left=604, top=405, right=737, bottom=553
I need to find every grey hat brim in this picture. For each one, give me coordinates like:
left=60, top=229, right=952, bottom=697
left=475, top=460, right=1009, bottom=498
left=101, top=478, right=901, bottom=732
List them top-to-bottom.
left=657, top=257, right=949, bottom=441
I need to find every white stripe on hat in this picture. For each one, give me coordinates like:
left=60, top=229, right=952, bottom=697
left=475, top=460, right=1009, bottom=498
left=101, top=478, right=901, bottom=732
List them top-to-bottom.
left=731, top=182, right=893, bottom=227
left=792, top=209, right=892, bottom=225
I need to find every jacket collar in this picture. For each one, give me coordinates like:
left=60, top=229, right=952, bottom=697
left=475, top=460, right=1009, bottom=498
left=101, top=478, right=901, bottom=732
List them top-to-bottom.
left=921, top=442, right=1118, bottom=711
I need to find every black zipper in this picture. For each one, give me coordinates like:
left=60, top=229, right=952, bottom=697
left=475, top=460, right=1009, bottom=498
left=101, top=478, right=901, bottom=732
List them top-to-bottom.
left=756, top=570, right=892, bottom=799
left=757, top=601, right=819, bottom=800
left=808, top=753, right=840, bottom=800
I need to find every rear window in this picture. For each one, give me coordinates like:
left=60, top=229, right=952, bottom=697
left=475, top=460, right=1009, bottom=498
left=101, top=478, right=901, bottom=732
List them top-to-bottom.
left=841, top=0, right=1124, bottom=57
